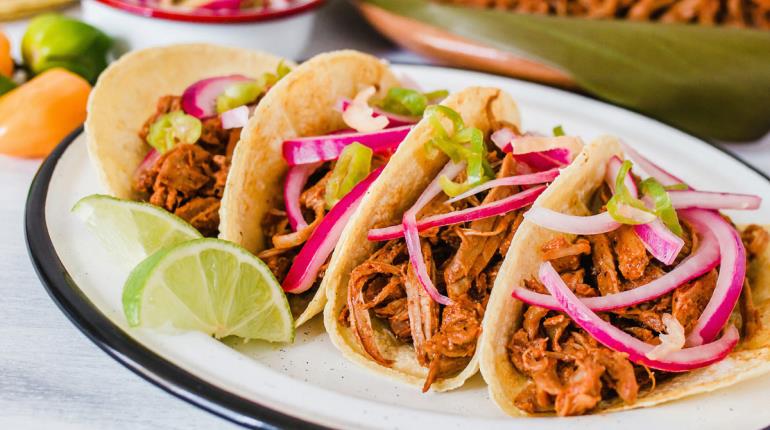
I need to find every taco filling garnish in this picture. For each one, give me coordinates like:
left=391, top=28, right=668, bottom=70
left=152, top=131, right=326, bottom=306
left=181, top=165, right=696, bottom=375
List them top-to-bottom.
left=132, top=63, right=290, bottom=236
left=256, top=86, right=447, bottom=319
left=338, top=103, right=584, bottom=391
left=506, top=144, right=768, bottom=416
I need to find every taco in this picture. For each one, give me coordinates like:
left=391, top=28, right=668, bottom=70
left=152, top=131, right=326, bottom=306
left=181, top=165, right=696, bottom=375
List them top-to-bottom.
left=86, top=43, right=292, bottom=237
left=220, top=50, right=450, bottom=326
left=323, top=86, right=586, bottom=391
left=479, top=136, right=770, bottom=416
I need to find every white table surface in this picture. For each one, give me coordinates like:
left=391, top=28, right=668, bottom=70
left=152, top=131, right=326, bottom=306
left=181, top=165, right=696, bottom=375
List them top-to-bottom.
left=1, top=3, right=769, bottom=429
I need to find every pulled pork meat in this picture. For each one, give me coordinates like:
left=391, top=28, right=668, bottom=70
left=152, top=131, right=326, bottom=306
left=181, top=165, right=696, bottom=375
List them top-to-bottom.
left=434, top=0, right=770, bottom=29
left=132, top=95, right=243, bottom=236
left=344, top=152, right=527, bottom=391
left=509, top=183, right=769, bottom=416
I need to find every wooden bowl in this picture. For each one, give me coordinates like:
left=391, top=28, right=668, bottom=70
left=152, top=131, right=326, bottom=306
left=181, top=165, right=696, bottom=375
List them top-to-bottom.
left=356, top=2, right=578, bottom=89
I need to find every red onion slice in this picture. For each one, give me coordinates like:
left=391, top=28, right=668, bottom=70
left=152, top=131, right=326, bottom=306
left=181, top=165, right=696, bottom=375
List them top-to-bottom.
left=181, top=75, right=251, bottom=119
left=336, top=98, right=419, bottom=128
left=220, top=105, right=250, bottom=130
left=282, top=126, right=412, bottom=166
left=491, top=127, right=517, bottom=151
left=621, top=142, right=685, bottom=188
left=620, top=144, right=751, bottom=346
left=136, top=149, right=160, bottom=177
left=512, top=149, right=571, bottom=171
left=606, top=155, right=638, bottom=195
left=607, top=155, right=683, bottom=264
left=284, top=162, right=322, bottom=231
left=403, top=162, right=466, bottom=305
left=282, top=167, right=384, bottom=294
left=446, top=168, right=559, bottom=204
left=368, top=185, right=546, bottom=241
left=670, top=190, right=761, bottom=210
left=523, top=207, right=622, bottom=235
left=682, top=209, right=747, bottom=346
left=634, top=218, right=684, bottom=265
left=512, top=219, right=719, bottom=311
left=538, top=261, right=739, bottom=371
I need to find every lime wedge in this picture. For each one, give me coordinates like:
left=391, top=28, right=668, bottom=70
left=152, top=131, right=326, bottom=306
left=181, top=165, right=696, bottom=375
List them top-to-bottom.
left=72, top=194, right=202, bottom=266
left=122, top=238, right=294, bottom=343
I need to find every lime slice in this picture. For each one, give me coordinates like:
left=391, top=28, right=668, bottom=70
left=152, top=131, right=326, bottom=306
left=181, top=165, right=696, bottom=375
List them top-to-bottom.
left=72, top=194, right=202, bottom=266
left=122, top=238, right=294, bottom=343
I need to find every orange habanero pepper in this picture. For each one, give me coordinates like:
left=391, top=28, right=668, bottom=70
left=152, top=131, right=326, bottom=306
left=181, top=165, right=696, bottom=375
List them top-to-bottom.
left=0, top=68, right=90, bottom=158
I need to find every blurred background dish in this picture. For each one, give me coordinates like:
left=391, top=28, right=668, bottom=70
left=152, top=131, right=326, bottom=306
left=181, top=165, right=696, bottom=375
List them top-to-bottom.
left=0, top=0, right=75, bottom=21
left=83, top=0, right=324, bottom=57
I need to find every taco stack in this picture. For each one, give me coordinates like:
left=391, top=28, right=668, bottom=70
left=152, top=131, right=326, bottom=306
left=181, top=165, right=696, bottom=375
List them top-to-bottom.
left=86, top=43, right=292, bottom=237
left=323, top=86, right=587, bottom=391
left=480, top=137, right=770, bottom=416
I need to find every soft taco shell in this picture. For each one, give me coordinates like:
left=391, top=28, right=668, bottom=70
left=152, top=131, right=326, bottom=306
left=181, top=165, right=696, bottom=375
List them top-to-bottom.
left=86, top=43, right=290, bottom=200
left=220, top=50, right=401, bottom=326
left=323, top=87, right=521, bottom=391
left=479, top=136, right=770, bottom=416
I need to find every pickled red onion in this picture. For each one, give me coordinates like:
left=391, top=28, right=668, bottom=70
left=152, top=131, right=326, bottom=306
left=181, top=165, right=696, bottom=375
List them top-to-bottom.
left=181, top=75, right=251, bottom=119
left=337, top=98, right=419, bottom=127
left=220, top=105, right=250, bottom=129
left=282, top=126, right=412, bottom=166
left=284, top=162, right=322, bottom=231
left=403, top=162, right=466, bottom=305
left=282, top=167, right=383, bottom=293
left=446, top=168, right=559, bottom=203
left=368, top=185, right=546, bottom=242
left=669, top=190, right=761, bottom=211
left=523, top=208, right=621, bottom=235
left=682, top=209, right=747, bottom=346
left=512, top=218, right=719, bottom=311
left=538, top=261, right=739, bottom=371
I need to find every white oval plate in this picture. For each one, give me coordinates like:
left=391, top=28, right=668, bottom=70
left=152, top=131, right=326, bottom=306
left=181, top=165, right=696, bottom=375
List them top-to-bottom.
left=27, top=64, right=770, bottom=429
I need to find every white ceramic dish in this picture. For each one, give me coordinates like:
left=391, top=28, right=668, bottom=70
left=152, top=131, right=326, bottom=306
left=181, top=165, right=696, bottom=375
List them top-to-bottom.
left=82, top=0, right=321, bottom=59
left=27, top=64, right=770, bottom=429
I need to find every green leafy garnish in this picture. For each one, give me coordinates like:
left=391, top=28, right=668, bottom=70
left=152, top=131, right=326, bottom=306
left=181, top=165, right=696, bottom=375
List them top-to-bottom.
left=262, top=61, right=291, bottom=88
left=215, top=62, right=292, bottom=114
left=216, top=81, right=264, bottom=114
left=378, top=87, right=449, bottom=117
left=423, top=105, right=494, bottom=197
left=147, top=111, right=202, bottom=153
left=553, top=125, right=565, bottom=136
left=325, top=142, right=373, bottom=209
left=606, top=160, right=655, bottom=224
left=641, top=178, right=683, bottom=236
left=664, top=183, right=689, bottom=191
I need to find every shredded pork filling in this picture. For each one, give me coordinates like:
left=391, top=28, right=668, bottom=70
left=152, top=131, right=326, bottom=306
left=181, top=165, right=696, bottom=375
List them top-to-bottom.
left=132, top=95, right=243, bottom=237
left=344, top=152, right=528, bottom=391
left=509, top=182, right=769, bottom=416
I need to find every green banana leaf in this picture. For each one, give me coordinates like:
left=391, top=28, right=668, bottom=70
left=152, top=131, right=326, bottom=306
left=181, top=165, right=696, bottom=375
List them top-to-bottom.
left=362, top=0, right=770, bottom=141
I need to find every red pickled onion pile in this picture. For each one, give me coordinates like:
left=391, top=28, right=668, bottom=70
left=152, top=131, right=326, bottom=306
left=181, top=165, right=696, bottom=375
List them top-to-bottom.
left=181, top=75, right=251, bottom=119
left=336, top=98, right=419, bottom=128
left=282, top=126, right=412, bottom=166
left=512, top=144, right=759, bottom=369
left=284, top=162, right=322, bottom=231
left=282, top=167, right=384, bottom=294
left=538, top=262, right=740, bottom=372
